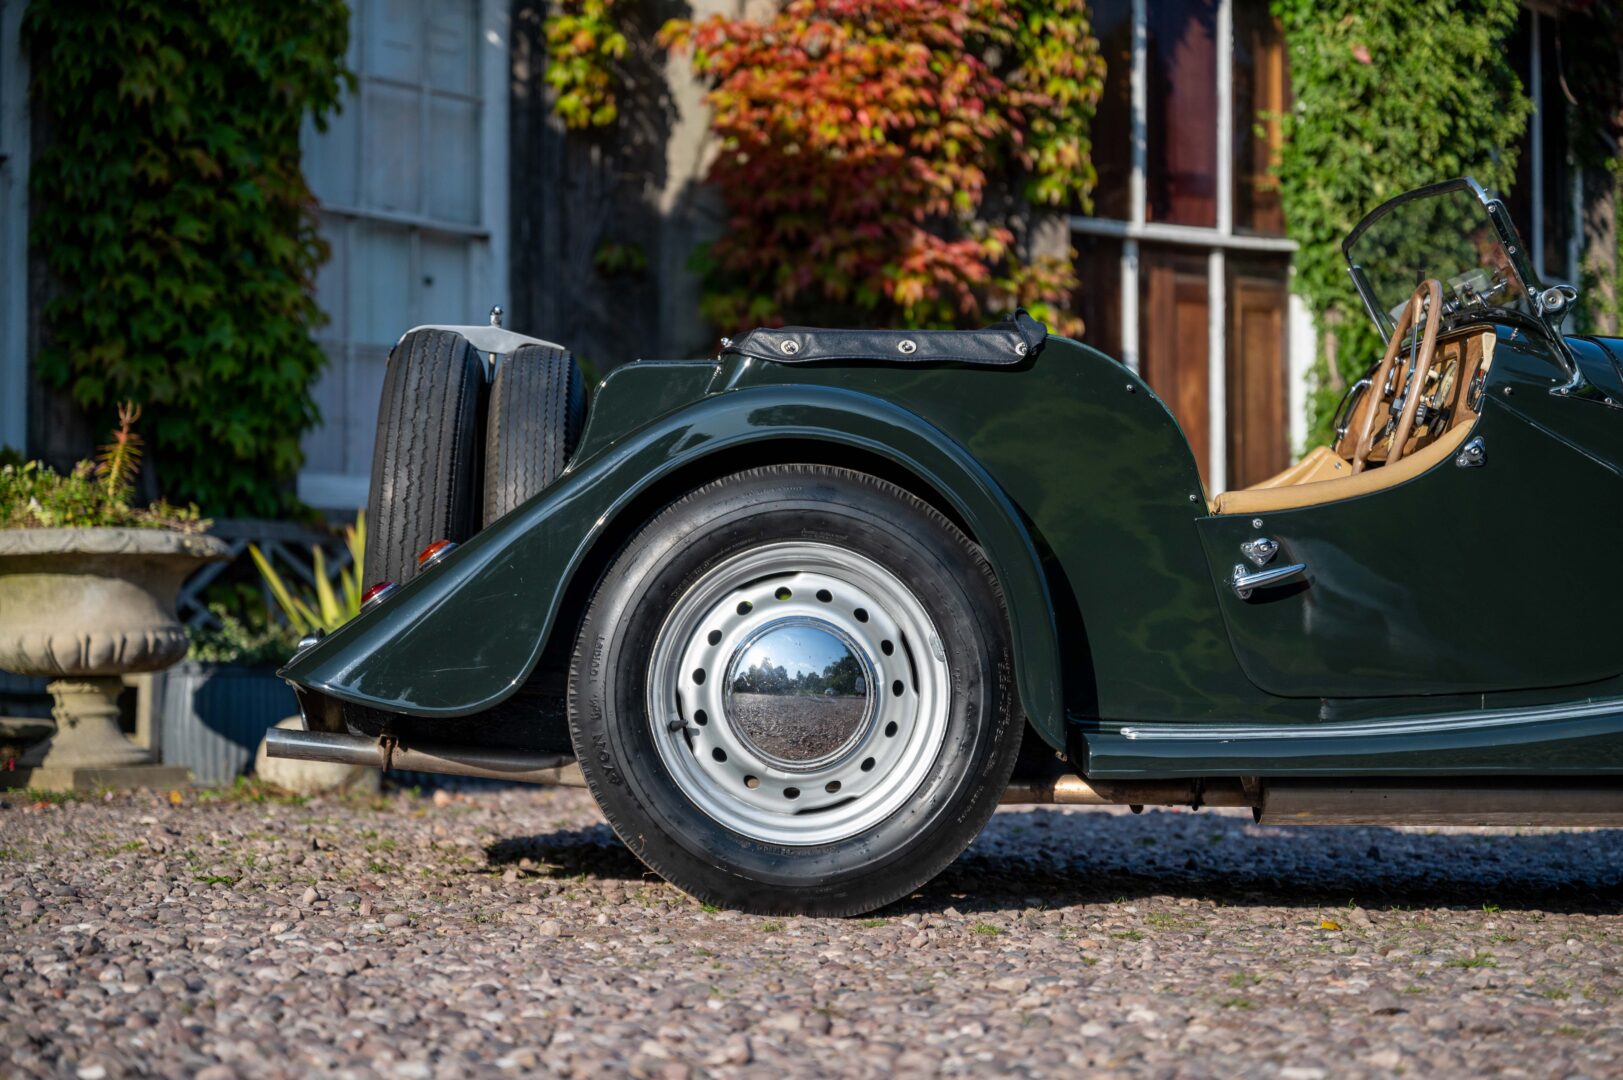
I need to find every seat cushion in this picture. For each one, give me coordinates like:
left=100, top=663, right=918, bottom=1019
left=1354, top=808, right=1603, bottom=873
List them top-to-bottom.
left=1211, top=422, right=1474, bottom=516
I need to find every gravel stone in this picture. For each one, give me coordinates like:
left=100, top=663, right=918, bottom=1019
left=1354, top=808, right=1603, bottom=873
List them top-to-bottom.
left=2, top=787, right=1620, bottom=1077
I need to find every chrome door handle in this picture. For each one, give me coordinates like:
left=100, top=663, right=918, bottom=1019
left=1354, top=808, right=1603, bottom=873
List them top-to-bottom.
left=1231, top=562, right=1306, bottom=600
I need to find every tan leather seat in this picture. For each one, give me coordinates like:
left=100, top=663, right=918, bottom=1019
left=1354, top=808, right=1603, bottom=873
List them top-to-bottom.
left=1211, top=421, right=1474, bottom=516
left=1244, top=445, right=1352, bottom=490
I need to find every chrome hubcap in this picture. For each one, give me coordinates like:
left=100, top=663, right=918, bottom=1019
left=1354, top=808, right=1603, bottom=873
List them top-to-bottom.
left=647, top=542, right=950, bottom=846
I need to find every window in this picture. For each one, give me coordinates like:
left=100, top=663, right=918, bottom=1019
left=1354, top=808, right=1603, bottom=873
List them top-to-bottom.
left=298, top=0, right=508, bottom=511
left=1072, top=0, right=1303, bottom=494
left=1087, top=0, right=1134, bottom=222
left=1146, top=0, right=1218, bottom=228
left=1231, top=0, right=1288, bottom=236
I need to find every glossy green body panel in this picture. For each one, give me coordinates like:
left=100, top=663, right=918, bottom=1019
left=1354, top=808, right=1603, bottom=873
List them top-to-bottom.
left=281, top=326, right=1623, bottom=776
left=281, top=364, right=1070, bottom=742
left=1195, top=392, right=1623, bottom=697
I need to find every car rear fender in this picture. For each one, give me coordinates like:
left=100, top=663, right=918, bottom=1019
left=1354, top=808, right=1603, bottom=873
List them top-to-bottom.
left=280, top=383, right=1067, bottom=747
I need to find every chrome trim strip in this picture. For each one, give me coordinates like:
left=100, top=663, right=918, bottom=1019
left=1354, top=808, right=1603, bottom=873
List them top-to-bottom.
left=1119, top=696, right=1623, bottom=741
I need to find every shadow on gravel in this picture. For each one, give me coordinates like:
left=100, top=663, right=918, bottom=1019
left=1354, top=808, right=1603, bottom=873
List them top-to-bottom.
left=488, top=809, right=1623, bottom=915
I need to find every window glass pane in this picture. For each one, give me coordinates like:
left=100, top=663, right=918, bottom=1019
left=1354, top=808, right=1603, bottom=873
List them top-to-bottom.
left=367, top=0, right=424, bottom=82
left=1084, top=0, right=1133, bottom=221
left=1146, top=0, right=1217, bottom=227
left=1232, top=0, right=1289, bottom=235
left=427, top=3, right=478, bottom=95
left=362, top=83, right=422, bottom=214
left=427, top=97, right=480, bottom=224
left=302, top=104, right=359, bottom=207
left=311, top=215, right=348, bottom=342
left=351, top=222, right=413, bottom=345
left=1071, top=234, right=1123, bottom=359
left=418, top=235, right=472, bottom=324
left=1139, top=246, right=1211, bottom=482
left=1226, top=255, right=1291, bottom=487
left=343, top=348, right=390, bottom=479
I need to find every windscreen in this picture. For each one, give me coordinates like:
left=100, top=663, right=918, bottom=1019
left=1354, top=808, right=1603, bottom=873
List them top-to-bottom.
left=1344, top=181, right=1537, bottom=337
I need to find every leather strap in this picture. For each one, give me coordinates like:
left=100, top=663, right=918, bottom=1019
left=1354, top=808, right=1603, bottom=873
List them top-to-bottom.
left=724, top=310, right=1047, bottom=366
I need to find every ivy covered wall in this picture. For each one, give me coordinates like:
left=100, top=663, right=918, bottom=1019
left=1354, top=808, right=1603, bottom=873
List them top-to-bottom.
left=1269, top=0, right=1531, bottom=445
left=24, top=1, right=351, bottom=517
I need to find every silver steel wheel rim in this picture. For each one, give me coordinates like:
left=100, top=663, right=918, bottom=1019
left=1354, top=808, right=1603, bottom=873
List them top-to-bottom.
left=647, top=541, right=951, bottom=846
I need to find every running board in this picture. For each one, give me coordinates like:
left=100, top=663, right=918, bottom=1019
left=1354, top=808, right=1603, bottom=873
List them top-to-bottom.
left=267, top=729, right=1623, bottom=825
left=1000, top=773, right=1623, bottom=826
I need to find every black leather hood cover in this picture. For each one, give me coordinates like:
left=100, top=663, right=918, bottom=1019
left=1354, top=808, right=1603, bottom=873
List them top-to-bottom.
left=724, top=310, right=1047, bottom=366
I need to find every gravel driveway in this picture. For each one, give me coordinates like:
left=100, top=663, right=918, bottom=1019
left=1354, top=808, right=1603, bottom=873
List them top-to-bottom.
left=3, top=785, right=1620, bottom=1078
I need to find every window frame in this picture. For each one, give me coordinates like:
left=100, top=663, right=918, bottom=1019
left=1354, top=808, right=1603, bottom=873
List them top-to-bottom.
left=297, top=0, right=511, bottom=511
left=1070, top=0, right=1304, bottom=494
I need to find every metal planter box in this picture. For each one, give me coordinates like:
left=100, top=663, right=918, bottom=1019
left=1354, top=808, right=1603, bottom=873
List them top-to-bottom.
left=157, top=662, right=296, bottom=787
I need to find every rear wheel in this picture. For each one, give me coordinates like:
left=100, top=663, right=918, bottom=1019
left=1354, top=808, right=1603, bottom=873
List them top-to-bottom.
left=363, top=329, right=487, bottom=589
left=568, top=465, right=1021, bottom=915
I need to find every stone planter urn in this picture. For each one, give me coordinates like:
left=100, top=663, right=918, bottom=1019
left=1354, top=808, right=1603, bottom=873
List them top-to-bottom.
left=0, top=528, right=229, bottom=791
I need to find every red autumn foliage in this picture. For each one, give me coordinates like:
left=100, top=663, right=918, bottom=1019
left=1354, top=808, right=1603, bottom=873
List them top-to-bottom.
left=661, top=0, right=1103, bottom=333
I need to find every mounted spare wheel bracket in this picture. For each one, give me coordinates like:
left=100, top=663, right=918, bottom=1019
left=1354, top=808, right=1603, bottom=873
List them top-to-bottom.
left=398, top=304, right=568, bottom=377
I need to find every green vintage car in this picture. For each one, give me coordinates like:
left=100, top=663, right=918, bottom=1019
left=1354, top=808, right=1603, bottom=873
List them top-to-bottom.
left=270, top=178, right=1623, bottom=915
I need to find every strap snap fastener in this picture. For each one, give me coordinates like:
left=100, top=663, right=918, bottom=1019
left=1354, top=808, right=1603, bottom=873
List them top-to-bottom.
left=898, top=339, right=917, bottom=355
left=779, top=340, right=800, bottom=356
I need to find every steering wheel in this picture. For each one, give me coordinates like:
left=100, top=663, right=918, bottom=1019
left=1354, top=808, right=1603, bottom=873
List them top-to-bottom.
left=1352, top=278, right=1444, bottom=474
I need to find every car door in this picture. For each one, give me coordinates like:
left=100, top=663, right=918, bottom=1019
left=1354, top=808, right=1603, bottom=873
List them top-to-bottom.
left=1196, top=354, right=1623, bottom=699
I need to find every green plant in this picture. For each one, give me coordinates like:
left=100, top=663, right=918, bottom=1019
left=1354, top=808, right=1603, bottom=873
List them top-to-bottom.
left=544, top=0, right=629, bottom=129
left=661, top=0, right=1104, bottom=333
left=1270, top=0, right=1532, bottom=446
left=23, top=1, right=352, bottom=517
left=97, top=402, right=143, bottom=504
left=0, top=407, right=204, bottom=531
left=248, top=513, right=365, bottom=635
left=184, top=605, right=299, bottom=665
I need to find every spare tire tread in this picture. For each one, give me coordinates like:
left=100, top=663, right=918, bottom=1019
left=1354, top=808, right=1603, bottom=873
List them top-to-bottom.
left=364, top=329, right=486, bottom=589
left=482, top=345, right=585, bottom=527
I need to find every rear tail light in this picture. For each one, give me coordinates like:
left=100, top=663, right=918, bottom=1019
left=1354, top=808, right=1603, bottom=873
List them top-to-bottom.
left=416, top=539, right=458, bottom=569
left=361, top=581, right=397, bottom=610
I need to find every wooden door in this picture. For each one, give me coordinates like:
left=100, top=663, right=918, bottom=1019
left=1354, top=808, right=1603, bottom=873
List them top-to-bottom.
left=1140, top=249, right=1211, bottom=484
left=1225, top=261, right=1289, bottom=488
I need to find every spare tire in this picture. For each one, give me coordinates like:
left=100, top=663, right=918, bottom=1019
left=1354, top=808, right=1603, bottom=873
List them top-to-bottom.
left=363, top=329, right=487, bottom=590
left=482, top=344, right=586, bottom=527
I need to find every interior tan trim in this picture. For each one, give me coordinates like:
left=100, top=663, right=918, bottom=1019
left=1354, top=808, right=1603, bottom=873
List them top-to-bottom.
left=1212, top=421, right=1475, bottom=516
left=1246, top=445, right=1352, bottom=490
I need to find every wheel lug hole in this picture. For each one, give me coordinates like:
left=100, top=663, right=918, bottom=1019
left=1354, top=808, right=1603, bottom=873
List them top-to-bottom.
left=774, top=587, right=792, bottom=601
left=816, top=589, right=832, bottom=603
left=736, top=601, right=752, bottom=615
left=854, top=608, right=869, bottom=623
left=708, top=630, right=722, bottom=646
left=880, top=640, right=893, bottom=655
left=693, top=669, right=706, bottom=685
left=891, top=680, right=903, bottom=697
left=694, top=709, right=708, bottom=726
left=884, top=721, right=898, bottom=737
left=712, top=747, right=727, bottom=762
left=860, top=757, right=875, bottom=772
left=744, top=775, right=759, bottom=789
left=824, top=781, right=841, bottom=794
left=783, top=787, right=800, bottom=800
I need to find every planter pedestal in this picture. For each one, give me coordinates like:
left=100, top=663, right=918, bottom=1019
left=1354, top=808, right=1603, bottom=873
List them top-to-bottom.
left=0, top=528, right=228, bottom=792
left=3, top=677, right=188, bottom=791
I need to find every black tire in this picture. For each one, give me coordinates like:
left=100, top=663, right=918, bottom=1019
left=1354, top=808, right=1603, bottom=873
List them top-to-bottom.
left=363, top=329, right=487, bottom=589
left=482, top=344, right=586, bottom=527
left=567, top=465, right=1022, bottom=916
